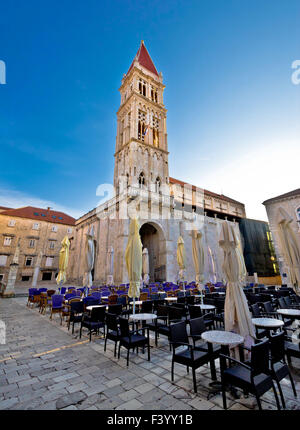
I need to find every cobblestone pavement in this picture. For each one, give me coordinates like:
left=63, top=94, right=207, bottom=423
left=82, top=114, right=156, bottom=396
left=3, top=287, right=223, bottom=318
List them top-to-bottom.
left=0, top=297, right=300, bottom=410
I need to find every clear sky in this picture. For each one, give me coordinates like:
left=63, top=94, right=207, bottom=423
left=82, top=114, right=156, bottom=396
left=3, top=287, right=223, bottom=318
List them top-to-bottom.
left=1, top=0, right=299, bottom=220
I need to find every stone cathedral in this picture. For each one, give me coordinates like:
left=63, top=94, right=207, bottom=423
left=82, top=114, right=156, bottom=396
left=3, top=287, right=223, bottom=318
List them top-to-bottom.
left=67, top=41, right=246, bottom=286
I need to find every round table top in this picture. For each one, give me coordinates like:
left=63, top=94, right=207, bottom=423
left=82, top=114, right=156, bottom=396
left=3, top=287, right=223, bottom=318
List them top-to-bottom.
left=165, top=297, right=177, bottom=301
left=129, top=301, right=143, bottom=306
left=196, top=304, right=215, bottom=310
left=86, top=305, right=107, bottom=311
left=277, top=308, right=300, bottom=317
left=129, top=313, right=157, bottom=321
left=252, top=317, right=284, bottom=328
left=201, top=330, right=244, bottom=346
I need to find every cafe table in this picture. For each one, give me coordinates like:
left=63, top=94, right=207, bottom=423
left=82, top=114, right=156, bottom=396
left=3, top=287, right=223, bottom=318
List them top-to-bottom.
left=277, top=308, right=300, bottom=319
left=252, top=317, right=284, bottom=337
left=201, top=330, right=244, bottom=399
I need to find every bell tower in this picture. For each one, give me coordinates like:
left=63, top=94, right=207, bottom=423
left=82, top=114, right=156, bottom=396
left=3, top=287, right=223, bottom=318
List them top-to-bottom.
left=114, top=41, right=169, bottom=195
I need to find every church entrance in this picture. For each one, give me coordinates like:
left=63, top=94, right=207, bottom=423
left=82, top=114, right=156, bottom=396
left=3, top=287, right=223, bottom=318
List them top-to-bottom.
left=139, top=222, right=166, bottom=282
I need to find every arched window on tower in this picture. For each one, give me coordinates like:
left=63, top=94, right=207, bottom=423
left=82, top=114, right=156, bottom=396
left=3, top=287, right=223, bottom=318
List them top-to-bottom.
left=139, top=79, right=146, bottom=97
left=138, top=110, right=146, bottom=142
left=152, top=116, right=159, bottom=147
left=139, top=172, right=145, bottom=189
left=155, top=177, right=161, bottom=193
left=296, top=207, right=300, bottom=229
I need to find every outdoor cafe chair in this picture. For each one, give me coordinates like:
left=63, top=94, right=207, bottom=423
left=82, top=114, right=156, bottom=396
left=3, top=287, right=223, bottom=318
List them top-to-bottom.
left=39, top=292, right=48, bottom=314
left=50, top=294, right=64, bottom=324
left=108, top=294, right=118, bottom=305
left=82, top=296, right=100, bottom=311
left=283, top=296, right=300, bottom=309
left=68, top=300, right=84, bottom=334
left=141, top=300, right=153, bottom=314
left=107, top=304, right=123, bottom=316
left=146, top=304, right=169, bottom=346
left=250, top=304, right=268, bottom=339
left=80, top=306, right=106, bottom=342
left=104, top=313, right=121, bottom=357
left=118, top=317, right=150, bottom=366
left=189, top=317, right=221, bottom=357
left=169, top=321, right=214, bottom=393
left=269, top=331, right=297, bottom=409
left=220, top=338, right=281, bottom=410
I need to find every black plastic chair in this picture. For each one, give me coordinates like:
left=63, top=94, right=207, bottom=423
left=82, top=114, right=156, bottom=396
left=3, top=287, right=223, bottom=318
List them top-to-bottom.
left=283, top=296, right=300, bottom=309
left=68, top=300, right=84, bottom=334
left=141, top=300, right=153, bottom=313
left=107, top=304, right=123, bottom=315
left=147, top=304, right=169, bottom=346
left=251, top=304, right=268, bottom=339
left=188, top=305, right=202, bottom=320
left=80, top=306, right=106, bottom=342
left=104, top=313, right=121, bottom=357
left=118, top=317, right=150, bottom=366
left=189, top=317, right=221, bottom=360
left=169, top=321, right=214, bottom=393
left=269, top=331, right=297, bottom=409
left=220, top=339, right=281, bottom=410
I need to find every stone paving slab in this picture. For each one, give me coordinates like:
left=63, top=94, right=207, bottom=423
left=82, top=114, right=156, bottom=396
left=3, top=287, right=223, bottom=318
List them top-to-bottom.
left=0, top=296, right=300, bottom=410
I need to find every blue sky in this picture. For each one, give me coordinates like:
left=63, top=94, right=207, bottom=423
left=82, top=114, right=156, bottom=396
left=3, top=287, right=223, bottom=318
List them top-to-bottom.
left=0, top=0, right=299, bottom=220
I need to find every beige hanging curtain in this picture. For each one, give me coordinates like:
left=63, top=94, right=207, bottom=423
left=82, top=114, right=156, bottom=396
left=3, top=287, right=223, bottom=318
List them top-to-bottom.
left=277, top=207, right=300, bottom=294
left=125, top=218, right=143, bottom=312
left=219, top=222, right=255, bottom=346
left=192, top=229, right=205, bottom=290
left=56, top=235, right=70, bottom=286
left=177, top=235, right=187, bottom=285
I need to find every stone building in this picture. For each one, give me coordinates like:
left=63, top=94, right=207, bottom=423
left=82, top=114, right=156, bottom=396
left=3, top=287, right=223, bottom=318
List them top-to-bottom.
left=67, top=41, right=246, bottom=286
left=263, top=189, right=300, bottom=287
left=0, top=206, right=75, bottom=286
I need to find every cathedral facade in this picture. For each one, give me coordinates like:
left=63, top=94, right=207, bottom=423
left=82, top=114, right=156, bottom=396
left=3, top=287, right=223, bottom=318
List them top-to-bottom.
left=67, top=41, right=246, bottom=286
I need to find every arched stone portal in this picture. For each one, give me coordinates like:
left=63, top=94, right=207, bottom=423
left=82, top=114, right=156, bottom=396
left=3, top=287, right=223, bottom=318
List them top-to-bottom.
left=139, top=222, right=166, bottom=282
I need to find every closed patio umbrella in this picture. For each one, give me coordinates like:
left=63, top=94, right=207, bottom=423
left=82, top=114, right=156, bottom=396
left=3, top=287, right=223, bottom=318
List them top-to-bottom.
left=277, top=207, right=300, bottom=294
left=125, top=218, right=142, bottom=314
left=219, top=222, right=255, bottom=349
left=83, top=226, right=95, bottom=289
left=192, top=229, right=205, bottom=303
left=56, top=236, right=70, bottom=287
left=177, top=236, right=187, bottom=289
left=142, top=247, right=150, bottom=285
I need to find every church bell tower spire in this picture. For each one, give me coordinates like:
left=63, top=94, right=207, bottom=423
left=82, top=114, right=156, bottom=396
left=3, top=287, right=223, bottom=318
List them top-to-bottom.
left=114, top=41, right=169, bottom=195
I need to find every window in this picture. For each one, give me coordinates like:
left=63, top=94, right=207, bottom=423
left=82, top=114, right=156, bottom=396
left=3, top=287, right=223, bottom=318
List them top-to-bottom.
left=138, top=79, right=146, bottom=96
left=151, top=86, right=158, bottom=103
left=138, top=110, right=147, bottom=142
left=152, top=116, right=159, bottom=147
left=138, top=172, right=145, bottom=189
left=155, top=177, right=161, bottom=193
left=296, top=207, right=300, bottom=228
left=34, top=212, right=39, bottom=216
left=8, top=220, right=16, bottom=227
left=32, top=223, right=39, bottom=230
left=51, top=225, right=58, bottom=232
left=67, top=227, right=72, bottom=234
left=3, top=237, right=11, bottom=246
left=29, top=239, right=35, bottom=248
left=49, top=241, right=55, bottom=249
left=0, top=255, right=8, bottom=266
left=25, top=257, right=33, bottom=267
left=45, top=257, right=53, bottom=267
left=42, top=272, right=52, bottom=281
left=0, top=274, right=3, bottom=282
left=22, top=276, right=30, bottom=282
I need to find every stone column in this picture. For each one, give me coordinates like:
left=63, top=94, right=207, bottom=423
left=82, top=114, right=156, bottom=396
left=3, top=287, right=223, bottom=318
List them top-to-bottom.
left=2, top=240, right=20, bottom=298
left=32, top=251, right=43, bottom=287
